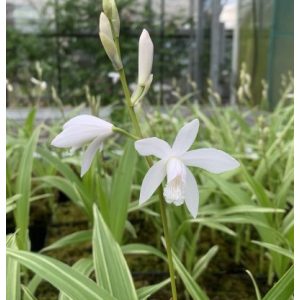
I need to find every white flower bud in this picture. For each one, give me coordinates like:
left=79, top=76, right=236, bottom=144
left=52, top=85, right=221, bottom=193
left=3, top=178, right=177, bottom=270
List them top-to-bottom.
left=102, top=0, right=120, bottom=37
left=103, top=0, right=113, bottom=18
left=110, top=1, right=120, bottom=38
left=99, top=12, right=113, bottom=40
left=99, top=13, right=122, bottom=70
left=138, top=29, right=153, bottom=85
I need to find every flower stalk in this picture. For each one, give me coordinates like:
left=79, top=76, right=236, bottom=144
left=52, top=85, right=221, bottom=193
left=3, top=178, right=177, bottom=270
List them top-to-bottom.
left=112, top=126, right=138, bottom=140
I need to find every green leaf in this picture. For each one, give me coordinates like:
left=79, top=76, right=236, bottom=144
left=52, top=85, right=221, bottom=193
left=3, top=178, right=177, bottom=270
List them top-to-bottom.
left=23, top=107, right=37, bottom=137
left=15, top=126, right=40, bottom=250
left=109, top=141, right=137, bottom=242
left=37, top=147, right=81, bottom=185
left=37, top=147, right=94, bottom=220
left=241, top=165, right=272, bottom=207
left=206, top=174, right=251, bottom=206
left=39, top=176, right=83, bottom=207
left=6, top=194, right=21, bottom=214
left=92, top=205, right=138, bottom=300
left=215, top=205, right=285, bottom=216
left=41, top=230, right=92, bottom=252
left=6, top=234, right=21, bottom=300
left=251, top=240, right=294, bottom=260
left=121, top=243, right=167, bottom=262
left=192, top=245, right=219, bottom=279
left=7, top=249, right=116, bottom=300
left=71, top=257, right=94, bottom=275
left=59, top=258, right=94, bottom=300
left=262, top=265, right=294, bottom=300
left=245, top=270, right=261, bottom=300
left=23, top=275, right=42, bottom=300
left=137, top=278, right=171, bottom=300
left=21, top=285, right=38, bottom=300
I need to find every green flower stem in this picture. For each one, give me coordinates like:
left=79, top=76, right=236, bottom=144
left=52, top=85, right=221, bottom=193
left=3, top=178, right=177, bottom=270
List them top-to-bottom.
left=118, top=66, right=178, bottom=300
left=118, top=68, right=143, bottom=138
left=112, top=126, right=139, bottom=140
left=157, top=186, right=178, bottom=300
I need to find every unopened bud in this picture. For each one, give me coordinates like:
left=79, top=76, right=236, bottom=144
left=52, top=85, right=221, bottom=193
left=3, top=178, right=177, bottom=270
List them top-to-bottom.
left=103, top=0, right=120, bottom=37
left=99, top=13, right=122, bottom=70
left=138, top=29, right=153, bottom=85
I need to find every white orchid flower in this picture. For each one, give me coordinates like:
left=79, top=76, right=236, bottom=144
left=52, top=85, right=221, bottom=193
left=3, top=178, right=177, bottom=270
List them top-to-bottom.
left=51, top=115, right=113, bottom=177
left=135, top=119, right=240, bottom=218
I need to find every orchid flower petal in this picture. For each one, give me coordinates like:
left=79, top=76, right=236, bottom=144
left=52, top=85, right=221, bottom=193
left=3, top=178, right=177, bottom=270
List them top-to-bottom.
left=99, top=12, right=114, bottom=40
left=63, top=114, right=113, bottom=131
left=52, top=115, right=113, bottom=148
left=172, top=119, right=199, bottom=155
left=51, top=126, right=101, bottom=148
left=81, top=137, right=103, bottom=177
left=135, top=137, right=171, bottom=159
left=181, top=148, right=240, bottom=174
left=139, top=159, right=166, bottom=205
left=184, top=167, right=199, bottom=218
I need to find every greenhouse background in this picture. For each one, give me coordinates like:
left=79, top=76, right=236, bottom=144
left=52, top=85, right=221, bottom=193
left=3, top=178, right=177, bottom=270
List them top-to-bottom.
left=6, top=0, right=293, bottom=108
left=6, top=1, right=294, bottom=299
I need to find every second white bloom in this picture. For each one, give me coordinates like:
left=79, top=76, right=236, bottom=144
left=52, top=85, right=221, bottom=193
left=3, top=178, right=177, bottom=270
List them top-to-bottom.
left=51, top=115, right=114, bottom=177
left=135, top=119, right=240, bottom=218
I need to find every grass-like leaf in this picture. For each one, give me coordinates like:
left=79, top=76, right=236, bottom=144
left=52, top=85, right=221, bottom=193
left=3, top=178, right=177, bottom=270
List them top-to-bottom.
left=15, top=126, right=40, bottom=250
left=109, top=141, right=137, bottom=242
left=93, top=205, right=138, bottom=300
left=41, top=230, right=92, bottom=252
left=6, top=234, right=21, bottom=300
left=7, top=248, right=116, bottom=300
left=262, top=265, right=294, bottom=300
left=137, top=278, right=171, bottom=300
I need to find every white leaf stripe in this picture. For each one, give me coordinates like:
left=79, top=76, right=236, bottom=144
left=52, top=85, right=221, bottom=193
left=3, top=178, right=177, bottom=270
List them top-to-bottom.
left=93, top=205, right=138, bottom=300
left=7, top=234, right=21, bottom=300
left=7, top=249, right=116, bottom=300
left=59, top=258, right=95, bottom=300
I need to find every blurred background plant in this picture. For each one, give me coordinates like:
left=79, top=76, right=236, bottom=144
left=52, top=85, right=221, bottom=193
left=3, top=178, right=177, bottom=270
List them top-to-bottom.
left=7, top=0, right=293, bottom=108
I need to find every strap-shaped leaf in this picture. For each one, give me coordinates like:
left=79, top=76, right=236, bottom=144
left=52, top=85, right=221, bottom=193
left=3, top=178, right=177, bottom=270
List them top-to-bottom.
left=15, top=126, right=40, bottom=250
left=109, top=141, right=137, bottom=242
left=93, top=205, right=138, bottom=300
left=41, top=230, right=92, bottom=252
left=6, top=234, right=21, bottom=300
left=7, top=248, right=116, bottom=300
left=59, top=258, right=94, bottom=300
left=262, top=265, right=294, bottom=300
left=137, top=278, right=171, bottom=300
left=21, top=285, right=38, bottom=300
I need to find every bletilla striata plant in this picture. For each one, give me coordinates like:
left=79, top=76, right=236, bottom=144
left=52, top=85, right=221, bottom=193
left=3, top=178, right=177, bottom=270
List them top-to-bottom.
left=50, top=1, right=240, bottom=299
